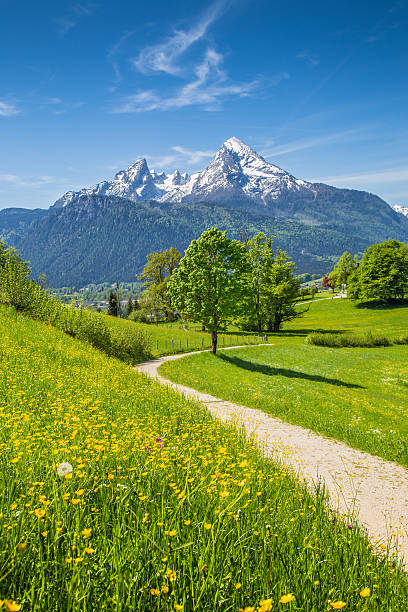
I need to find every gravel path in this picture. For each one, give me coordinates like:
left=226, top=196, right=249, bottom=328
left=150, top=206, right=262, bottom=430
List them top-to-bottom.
left=135, top=345, right=408, bottom=562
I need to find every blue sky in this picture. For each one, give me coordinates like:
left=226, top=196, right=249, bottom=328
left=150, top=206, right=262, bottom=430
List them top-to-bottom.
left=1, top=0, right=407, bottom=209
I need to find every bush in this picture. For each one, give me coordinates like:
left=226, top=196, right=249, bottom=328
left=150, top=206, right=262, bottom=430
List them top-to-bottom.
left=0, top=241, right=152, bottom=363
left=128, top=309, right=151, bottom=323
left=306, top=331, right=391, bottom=348
left=395, top=334, right=408, bottom=345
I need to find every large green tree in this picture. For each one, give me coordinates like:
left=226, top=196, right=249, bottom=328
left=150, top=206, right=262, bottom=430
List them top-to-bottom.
left=168, top=228, right=248, bottom=354
left=236, top=234, right=303, bottom=332
left=348, top=239, right=408, bottom=303
left=138, top=247, right=181, bottom=320
left=266, top=249, right=302, bottom=332
left=328, top=251, right=357, bottom=291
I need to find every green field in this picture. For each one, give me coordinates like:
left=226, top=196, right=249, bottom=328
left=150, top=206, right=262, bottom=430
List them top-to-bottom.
left=160, top=299, right=408, bottom=467
left=1, top=303, right=407, bottom=610
left=102, top=314, right=266, bottom=357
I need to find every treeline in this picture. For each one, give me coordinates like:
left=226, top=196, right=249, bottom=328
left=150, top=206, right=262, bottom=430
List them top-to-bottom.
left=12, top=195, right=366, bottom=286
left=133, top=229, right=305, bottom=353
left=325, top=239, right=408, bottom=303
left=0, top=241, right=151, bottom=363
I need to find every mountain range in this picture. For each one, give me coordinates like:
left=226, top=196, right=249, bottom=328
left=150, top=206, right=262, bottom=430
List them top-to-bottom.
left=1, top=137, right=408, bottom=286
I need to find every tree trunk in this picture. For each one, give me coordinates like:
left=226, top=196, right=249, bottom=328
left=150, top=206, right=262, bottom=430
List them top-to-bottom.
left=273, top=318, right=281, bottom=332
left=211, top=330, right=218, bottom=354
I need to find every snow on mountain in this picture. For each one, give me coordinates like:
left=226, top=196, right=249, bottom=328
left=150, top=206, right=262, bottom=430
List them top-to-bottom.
left=50, top=137, right=348, bottom=210
left=394, top=205, right=408, bottom=217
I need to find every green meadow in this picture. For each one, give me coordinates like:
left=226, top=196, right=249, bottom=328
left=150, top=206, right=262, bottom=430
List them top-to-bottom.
left=160, top=299, right=408, bottom=467
left=1, top=303, right=407, bottom=610
left=102, top=314, right=265, bottom=357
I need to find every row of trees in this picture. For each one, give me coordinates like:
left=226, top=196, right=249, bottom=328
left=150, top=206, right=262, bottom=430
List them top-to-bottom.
left=137, top=228, right=303, bottom=353
left=327, top=240, right=408, bottom=303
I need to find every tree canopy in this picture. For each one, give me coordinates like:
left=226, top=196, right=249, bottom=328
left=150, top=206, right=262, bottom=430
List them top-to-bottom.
left=168, top=228, right=248, bottom=353
left=348, top=239, right=408, bottom=303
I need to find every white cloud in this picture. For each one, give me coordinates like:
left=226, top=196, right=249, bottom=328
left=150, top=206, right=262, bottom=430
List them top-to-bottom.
left=134, top=0, right=230, bottom=75
left=55, top=2, right=98, bottom=36
left=107, top=31, right=135, bottom=82
left=113, top=49, right=259, bottom=113
left=296, top=50, right=320, bottom=66
left=0, top=101, right=20, bottom=117
left=260, top=130, right=357, bottom=157
left=171, top=146, right=214, bottom=165
left=315, top=166, right=408, bottom=185
left=0, top=174, right=64, bottom=187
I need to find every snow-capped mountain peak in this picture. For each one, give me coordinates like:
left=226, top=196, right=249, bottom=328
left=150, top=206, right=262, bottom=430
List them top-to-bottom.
left=52, top=137, right=317, bottom=210
left=394, top=204, right=408, bottom=217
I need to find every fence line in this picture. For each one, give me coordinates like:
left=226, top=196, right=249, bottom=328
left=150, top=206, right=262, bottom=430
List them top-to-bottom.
left=153, top=333, right=268, bottom=354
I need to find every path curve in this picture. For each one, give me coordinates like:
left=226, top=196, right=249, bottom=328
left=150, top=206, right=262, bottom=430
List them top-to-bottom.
left=135, top=345, right=408, bottom=562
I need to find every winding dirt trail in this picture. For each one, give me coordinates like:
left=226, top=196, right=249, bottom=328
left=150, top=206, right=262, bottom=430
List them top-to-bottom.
left=135, top=345, right=408, bottom=562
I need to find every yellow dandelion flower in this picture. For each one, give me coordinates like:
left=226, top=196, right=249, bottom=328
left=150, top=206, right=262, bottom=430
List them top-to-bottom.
left=71, top=499, right=80, bottom=505
left=34, top=508, right=45, bottom=518
left=184, top=520, right=191, bottom=526
left=157, top=521, right=164, bottom=527
left=204, top=523, right=212, bottom=530
left=81, top=528, right=92, bottom=537
left=165, top=530, right=177, bottom=537
left=41, top=531, right=48, bottom=537
left=17, top=543, right=27, bottom=550
left=84, top=548, right=95, bottom=554
left=65, top=557, right=73, bottom=563
left=161, top=557, right=168, bottom=563
left=167, top=569, right=176, bottom=581
left=236, top=583, right=242, bottom=589
left=161, top=586, right=169, bottom=594
left=150, top=588, right=160, bottom=596
left=359, top=588, right=370, bottom=597
left=279, top=594, right=295, bottom=603
left=259, top=599, right=273, bottom=611
left=1, top=600, right=21, bottom=611
left=329, top=603, right=347, bottom=609
left=174, top=605, right=183, bottom=611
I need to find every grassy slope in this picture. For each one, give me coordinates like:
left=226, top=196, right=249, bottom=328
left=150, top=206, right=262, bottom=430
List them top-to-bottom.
left=160, top=299, right=408, bottom=467
left=1, top=304, right=407, bottom=610
left=102, top=314, right=265, bottom=358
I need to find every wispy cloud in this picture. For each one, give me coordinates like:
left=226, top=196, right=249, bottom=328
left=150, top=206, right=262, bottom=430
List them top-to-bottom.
left=134, top=0, right=231, bottom=75
left=55, top=2, right=98, bottom=36
left=107, top=30, right=136, bottom=83
left=112, top=49, right=261, bottom=113
left=296, top=49, right=320, bottom=66
left=0, top=101, right=20, bottom=117
left=259, top=130, right=357, bottom=157
left=171, top=146, right=214, bottom=165
left=315, top=166, right=408, bottom=186
left=0, top=174, right=64, bottom=187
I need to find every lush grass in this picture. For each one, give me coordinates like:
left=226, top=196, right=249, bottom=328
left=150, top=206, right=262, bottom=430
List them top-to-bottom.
left=160, top=299, right=408, bottom=467
left=1, top=304, right=407, bottom=610
left=103, top=314, right=267, bottom=358
left=306, top=331, right=392, bottom=348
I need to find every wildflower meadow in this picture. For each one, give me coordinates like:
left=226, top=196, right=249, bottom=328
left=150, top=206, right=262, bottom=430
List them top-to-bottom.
left=1, top=304, right=408, bottom=610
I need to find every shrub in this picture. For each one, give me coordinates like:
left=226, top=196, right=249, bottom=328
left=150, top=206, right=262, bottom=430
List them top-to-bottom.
left=0, top=241, right=152, bottom=363
left=128, top=308, right=151, bottom=323
left=306, top=331, right=391, bottom=348
left=394, top=334, right=408, bottom=345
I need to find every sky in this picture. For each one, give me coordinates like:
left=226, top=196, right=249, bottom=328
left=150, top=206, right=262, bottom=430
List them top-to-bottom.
left=1, top=0, right=408, bottom=210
